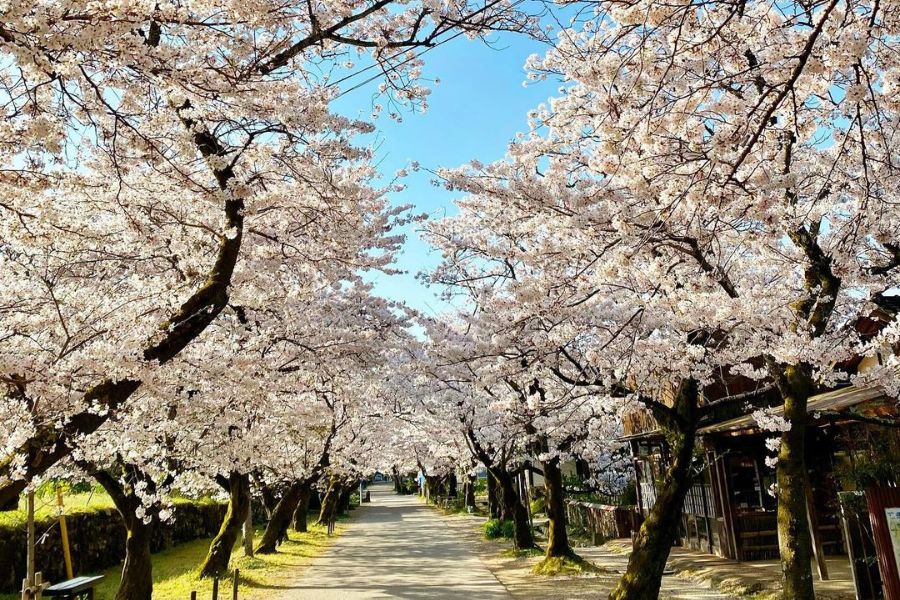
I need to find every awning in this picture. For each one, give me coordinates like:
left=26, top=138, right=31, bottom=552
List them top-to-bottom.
left=697, top=385, right=888, bottom=435
left=618, top=429, right=662, bottom=442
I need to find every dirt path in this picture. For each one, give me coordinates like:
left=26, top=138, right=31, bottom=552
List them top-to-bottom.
left=275, top=484, right=510, bottom=599
left=438, top=512, right=737, bottom=600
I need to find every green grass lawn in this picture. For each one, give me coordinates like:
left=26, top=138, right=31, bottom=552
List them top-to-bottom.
left=0, top=488, right=116, bottom=528
left=2, top=518, right=348, bottom=600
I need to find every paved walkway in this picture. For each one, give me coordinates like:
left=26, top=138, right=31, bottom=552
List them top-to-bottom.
left=277, top=484, right=510, bottom=599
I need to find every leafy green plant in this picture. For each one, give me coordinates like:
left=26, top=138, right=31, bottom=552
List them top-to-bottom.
left=483, top=518, right=504, bottom=539
left=483, top=518, right=516, bottom=540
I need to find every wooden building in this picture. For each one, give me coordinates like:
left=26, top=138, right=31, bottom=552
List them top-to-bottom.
left=623, top=296, right=900, bottom=563
left=623, top=382, right=900, bottom=562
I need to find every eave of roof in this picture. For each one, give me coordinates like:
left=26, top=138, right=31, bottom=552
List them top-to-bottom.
left=619, top=381, right=896, bottom=442
left=697, top=385, right=888, bottom=435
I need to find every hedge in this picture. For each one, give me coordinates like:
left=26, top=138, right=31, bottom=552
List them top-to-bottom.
left=0, top=499, right=226, bottom=592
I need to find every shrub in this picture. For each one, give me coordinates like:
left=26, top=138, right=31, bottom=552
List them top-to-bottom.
left=530, top=496, right=546, bottom=515
left=483, top=518, right=517, bottom=540
left=483, top=519, right=503, bottom=539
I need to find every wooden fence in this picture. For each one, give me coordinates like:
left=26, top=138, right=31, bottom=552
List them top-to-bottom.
left=566, top=501, right=638, bottom=543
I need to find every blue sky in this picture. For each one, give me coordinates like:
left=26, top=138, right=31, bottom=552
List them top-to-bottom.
left=333, top=31, right=556, bottom=318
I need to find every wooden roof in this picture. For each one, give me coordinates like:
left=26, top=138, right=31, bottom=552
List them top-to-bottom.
left=697, top=385, right=890, bottom=435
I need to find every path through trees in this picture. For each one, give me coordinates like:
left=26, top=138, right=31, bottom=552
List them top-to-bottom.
left=275, top=484, right=509, bottom=599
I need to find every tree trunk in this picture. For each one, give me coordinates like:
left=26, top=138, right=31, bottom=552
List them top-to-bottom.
left=776, top=365, right=816, bottom=600
left=610, top=380, right=698, bottom=600
left=542, top=455, right=572, bottom=558
left=392, top=467, right=402, bottom=493
left=92, top=470, right=154, bottom=600
left=496, top=470, right=534, bottom=550
left=200, top=472, right=251, bottom=578
left=448, top=472, right=458, bottom=497
left=487, top=472, right=501, bottom=519
left=464, top=473, right=476, bottom=510
left=424, top=475, right=435, bottom=501
left=499, top=475, right=516, bottom=522
left=317, top=479, right=340, bottom=526
left=257, top=481, right=304, bottom=554
left=259, top=483, right=278, bottom=519
left=337, top=483, right=354, bottom=514
left=292, top=484, right=312, bottom=532
left=243, top=505, right=254, bottom=557
left=117, top=517, right=153, bottom=600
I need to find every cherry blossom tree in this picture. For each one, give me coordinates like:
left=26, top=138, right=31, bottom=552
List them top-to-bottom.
left=0, top=0, right=530, bottom=508
left=424, top=0, right=900, bottom=592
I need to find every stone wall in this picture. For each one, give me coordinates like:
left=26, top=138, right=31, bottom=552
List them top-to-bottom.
left=0, top=500, right=225, bottom=592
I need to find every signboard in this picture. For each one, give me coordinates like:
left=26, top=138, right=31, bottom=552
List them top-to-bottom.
left=867, top=487, right=900, bottom=600
left=888, top=507, right=900, bottom=576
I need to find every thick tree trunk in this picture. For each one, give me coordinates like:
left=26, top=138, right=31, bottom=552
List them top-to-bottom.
left=776, top=366, right=816, bottom=600
left=610, top=380, right=698, bottom=600
left=542, top=455, right=571, bottom=558
left=392, top=467, right=402, bottom=493
left=92, top=470, right=154, bottom=600
left=496, top=470, right=534, bottom=550
left=200, top=472, right=251, bottom=578
left=447, top=472, right=458, bottom=497
left=487, top=472, right=501, bottom=519
left=464, top=473, right=476, bottom=510
left=424, top=475, right=437, bottom=501
left=499, top=477, right=516, bottom=522
left=317, top=480, right=340, bottom=526
left=257, top=481, right=304, bottom=554
left=259, top=483, right=278, bottom=519
left=337, top=483, right=354, bottom=514
left=292, top=484, right=312, bottom=532
left=243, top=505, right=254, bottom=557
left=117, top=517, right=153, bottom=600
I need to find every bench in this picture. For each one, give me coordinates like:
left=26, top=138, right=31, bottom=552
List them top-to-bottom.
left=44, top=575, right=105, bottom=600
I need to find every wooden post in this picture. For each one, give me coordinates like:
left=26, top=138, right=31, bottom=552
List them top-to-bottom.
left=630, top=442, right=645, bottom=518
left=713, top=450, right=741, bottom=560
left=699, top=461, right=715, bottom=555
left=805, top=476, right=829, bottom=581
left=56, top=486, right=74, bottom=579
left=26, top=489, right=35, bottom=599
left=232, top=569, right=239, bottom=600
left=211, top=576, right=219, bottom=600
left=190, top=591, right=197, bottom=600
